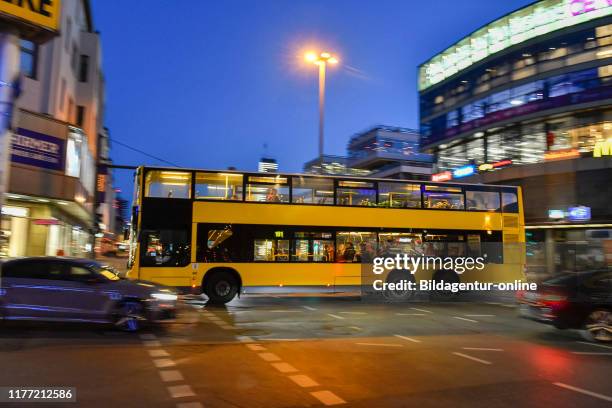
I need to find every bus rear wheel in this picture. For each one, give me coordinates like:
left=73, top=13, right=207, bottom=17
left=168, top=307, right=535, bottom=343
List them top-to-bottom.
left=205, top=271, right=239, bottom=305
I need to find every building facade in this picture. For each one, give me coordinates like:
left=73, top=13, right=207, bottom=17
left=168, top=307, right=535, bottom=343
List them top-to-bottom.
left=1, top=0, right=108, bottom=258
left=418, top=0, right=612, bottom=275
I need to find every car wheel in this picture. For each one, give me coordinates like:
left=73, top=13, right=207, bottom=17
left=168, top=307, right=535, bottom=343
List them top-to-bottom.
left=205, top=271, right=238, bottom=305
left=383, top=271, right=416, bottom=302
left=113, top=301, right=146, bottom=332
left=581, top=308, right=612, bottom=343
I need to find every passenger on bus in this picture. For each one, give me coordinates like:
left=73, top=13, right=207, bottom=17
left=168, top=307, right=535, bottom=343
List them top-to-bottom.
left=266, top=188, right=281, bottom=202
left=343, top=242, right=356, bottom=262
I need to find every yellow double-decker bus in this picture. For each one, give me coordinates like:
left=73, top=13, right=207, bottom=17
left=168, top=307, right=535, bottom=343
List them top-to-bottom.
left=126, top=166, right=525, bottom=304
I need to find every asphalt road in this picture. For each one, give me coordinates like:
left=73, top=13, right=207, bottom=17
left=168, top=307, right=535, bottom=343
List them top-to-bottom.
left=1, top=295, right=611, bottom=408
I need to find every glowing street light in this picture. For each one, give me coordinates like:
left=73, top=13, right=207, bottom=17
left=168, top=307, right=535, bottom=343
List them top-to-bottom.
left=304, top=51, right=339, bottom=171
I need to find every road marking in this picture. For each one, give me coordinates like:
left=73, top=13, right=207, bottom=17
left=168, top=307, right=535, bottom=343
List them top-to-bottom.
left=303, top=306, right=317, bottom=311
left=410, top=307, right=432, bottom=313
left=269, top=309, right=303, bottom=313
left=339, top=311, right=367, bottom=315
left=327, top=313, right=345, bottom=320
left=396, top=313, right=426, bottom=316
left=465, top=314, right=495, bottom=317
left=453, top=316, right=478, bottom=323
left=219, top=324, right=234, bottom=330
left=348, top=326, right=362, bottom=331
left=139, top=333, right=157, bottom=340
left=394, top=334, right=421, bottom=343
left=236, top=336, right=255, bottom=343
left=262, top=338, right=301, bottom=342
left=143, top=340, right=162, bottom=347
left=576, top=341, right=612, bottom=350
left=356, top=342, right=403, bottom=347
left=246, top=344, right=267, bottom=351
left=462, top=347, right=504, bottom=352
left=149, top=349, right=170, bottom=358
left=258, top=352, right=282, bottom=362
left=452, top=352, right=492, bottom=365
left=572, top=352, right=612, bottom=355
left=154, top=358, right=177, bottom=368
left=271, top=362, right=299, bottom=373
left=159, top=370, right=184, bottom=382
left=289, top=374, right=319, bottom=388
left=553, top=382, right=612, bottom=402
left=167, top=384, right=195, bottom=398
left=310, top=390, right=346, bottom=406
left=176, top=402, right=203, bottom=408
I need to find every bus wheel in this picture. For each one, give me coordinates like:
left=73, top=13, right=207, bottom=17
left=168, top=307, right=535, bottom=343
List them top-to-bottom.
left=205, top=270, right=239, bottom=305
left=431, top=270, right=460, bottom=301
left=383, top=271, right=416, bottom=302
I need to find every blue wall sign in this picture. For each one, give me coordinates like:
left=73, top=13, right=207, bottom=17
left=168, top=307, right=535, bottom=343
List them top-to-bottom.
left=11, top=128, right=65, bottom=171
left=453, top=165, right=476, bottom=178
left=568, top=206, right=591, bottom=222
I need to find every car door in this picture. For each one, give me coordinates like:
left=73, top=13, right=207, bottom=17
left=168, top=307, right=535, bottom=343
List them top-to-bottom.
left=1, top=259, right=66, bottom=320
left=54, top=262, right=117, bottom=321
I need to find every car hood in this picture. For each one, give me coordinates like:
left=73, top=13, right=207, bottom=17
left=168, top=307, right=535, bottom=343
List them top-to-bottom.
left=107, top=278, right=177, bottom=297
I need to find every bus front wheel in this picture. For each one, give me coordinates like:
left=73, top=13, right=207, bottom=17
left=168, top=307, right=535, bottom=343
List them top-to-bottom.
left=204, top=270, right=239, bottom=305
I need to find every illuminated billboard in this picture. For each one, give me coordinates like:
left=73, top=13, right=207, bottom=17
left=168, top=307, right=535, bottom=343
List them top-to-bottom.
left=418, top=0, right=612, bottom=91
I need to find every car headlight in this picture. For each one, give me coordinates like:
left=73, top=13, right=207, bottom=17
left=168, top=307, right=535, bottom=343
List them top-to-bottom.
left=151, top=293, right=178, bottom=301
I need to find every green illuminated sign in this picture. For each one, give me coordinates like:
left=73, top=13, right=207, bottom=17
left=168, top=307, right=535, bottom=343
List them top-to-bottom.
left=419, top=0, right=612, bottom=91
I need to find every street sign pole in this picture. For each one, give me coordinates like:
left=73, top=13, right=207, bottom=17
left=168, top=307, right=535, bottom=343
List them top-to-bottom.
left=0, top=27, right=20, bottom=256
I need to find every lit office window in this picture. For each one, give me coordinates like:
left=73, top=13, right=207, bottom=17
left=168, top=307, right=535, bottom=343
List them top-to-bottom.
left=20, top=40, right=37, bottom=79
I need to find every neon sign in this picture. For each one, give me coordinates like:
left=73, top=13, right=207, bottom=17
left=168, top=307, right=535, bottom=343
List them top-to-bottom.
left=593, top=139, right=612, bottom=157
left=544, top=149, right=580, bottom=161
left=478, top=159, right=513, bottom=171
left=453, top=165, right=476, bottom=178
left=431, top=171, right=452, bottom=182
left=568, top=206, right=591, bottom=221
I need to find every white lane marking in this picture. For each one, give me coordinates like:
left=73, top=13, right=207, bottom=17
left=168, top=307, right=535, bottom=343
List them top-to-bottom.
left=303, top=306, right=317, bottom=311
left=410, top=307, right=432, bottom=313
left=269, top=310, right=303, bottom=313
left=339, top=311, right=367, bottom=315
left=327, top=313, right=345, bottom=320
left=396, top=313, right=426, bottom=316
left=465, top=314, right=495, bottom=317
left=453, top=316, right=479, bottom=323
left=219, top=324, right=235, bottom=330
left=348, top=326, right=362, bottom=331
left=139, top=333, right=157, bottom=340
left=394, top=334, right=421, bottom=343
left=236, top=336, right=255, bottom=343
left=261, top=338, right=302, bottom=342
left=143, top=340, right=162, bottom=347
left=576, top=341, right=612, bottom=350
left=356, top=342, right=403, bottom=348
left=246, top=344, right=267, bottom=351
left=462, top=347, right=504, bottom=352
left=149, top=349, right=170, bottom=358
left=258, top=352, right=282, bottom=362
left=452, top=352, right=492, bottom=365
left=572, top=352, right=612, bottom=356
left=153, top=358, right=176, bottom=368
left=271, top=362, right=299, bottom=373
left=159, top=370, right=184, bottom=382
left=289, top=374, right=319, bottom=388
left=553, top=382, right=612, bottom=402
left=167, top=384, right=195, bottom=398
left=310, top=390, right=346, bottom=406
left=176, top=402, right=203, bottom=408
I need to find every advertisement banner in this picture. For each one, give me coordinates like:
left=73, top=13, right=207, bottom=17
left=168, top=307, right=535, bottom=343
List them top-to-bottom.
left=11, top=127, right=65, bottom=171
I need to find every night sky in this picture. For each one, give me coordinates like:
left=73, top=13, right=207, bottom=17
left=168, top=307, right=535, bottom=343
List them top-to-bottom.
left=91, top=0, right=533, bottom=196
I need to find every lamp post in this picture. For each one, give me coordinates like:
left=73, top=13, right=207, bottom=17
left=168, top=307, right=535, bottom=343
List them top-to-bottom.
left=305, top=51, right=338, bottom=173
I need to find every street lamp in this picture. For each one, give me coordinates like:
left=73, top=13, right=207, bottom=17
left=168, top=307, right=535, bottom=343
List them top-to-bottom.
left=305, top=51, right=338, bottom=173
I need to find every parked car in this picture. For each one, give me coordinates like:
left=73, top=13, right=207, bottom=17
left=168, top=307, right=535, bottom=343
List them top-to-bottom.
left=0, top=257, right=178, bottom=331
left=517, top=269, right=612, bottom=342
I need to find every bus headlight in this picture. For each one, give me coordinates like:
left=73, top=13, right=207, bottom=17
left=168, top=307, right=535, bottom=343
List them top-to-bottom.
left=151, top=293, right=178, bottom=301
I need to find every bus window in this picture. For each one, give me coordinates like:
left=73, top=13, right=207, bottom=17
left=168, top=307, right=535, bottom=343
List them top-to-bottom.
left=145, top=170, right=192, bottom=199
left=195, top=172, right=243, bottom=201
left=246, top=175, right=289, bottom=203
left=292, top=177, right=334, bottom=205
left=337, top=181, right=376, bottom=206
left=378, top=183, right=421, bottom=208
left=423, top=185, right=464, bottom=210
left=466, top=190, right=500, bottom=211
left=502, top=191, right=519, bottom=213
left=141, top=229, right=191, bottom=267
left=336, top=231, right=377, bottom=262
left=292, top=232, right=334, bottom=262
left=378, top=232, right=423, bottom=256
left=423, top=233, right=466, bottom=257
left=253, top=239, right=289, bottom=261
left=313, top=239, right=334, bottom=262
